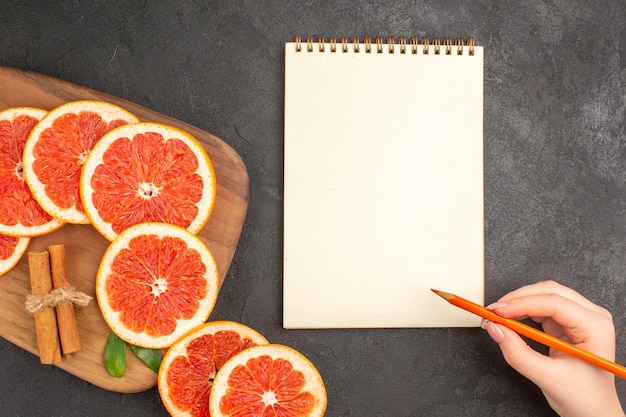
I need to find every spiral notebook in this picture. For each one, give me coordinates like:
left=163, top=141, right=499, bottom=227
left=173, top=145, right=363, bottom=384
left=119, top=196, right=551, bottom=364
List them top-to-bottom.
left=283, top=36, right=484, bottom=328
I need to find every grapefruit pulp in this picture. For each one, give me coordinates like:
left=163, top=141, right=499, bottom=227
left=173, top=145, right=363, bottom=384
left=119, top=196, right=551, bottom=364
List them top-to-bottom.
left=22, top=100, right=139, bottom=224
left=0, top=107, right=64, bottom=236
left=80, top=122, right=216, bottom=241
left=96, top=222, right=220, bottom=349
left=0, top=234, right=29, bottom=276
left=158, top=321, right=269, bottom=417
left=209, top=344, right=327, bottom=417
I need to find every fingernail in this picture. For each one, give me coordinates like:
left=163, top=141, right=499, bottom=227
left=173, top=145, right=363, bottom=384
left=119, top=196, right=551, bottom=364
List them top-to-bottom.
left=486, top=301, right=508, bottom=310
left=484, top=321, right=505, bottom=344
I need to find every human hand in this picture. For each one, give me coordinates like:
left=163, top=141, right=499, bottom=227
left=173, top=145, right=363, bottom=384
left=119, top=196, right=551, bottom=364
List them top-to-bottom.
left=483, top=280, right=625, bottom=417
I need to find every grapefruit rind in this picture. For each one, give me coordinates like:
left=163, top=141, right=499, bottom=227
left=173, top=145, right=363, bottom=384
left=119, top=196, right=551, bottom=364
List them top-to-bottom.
left=22, top=100, right=140, bottom=224
left=0, top=107, right=65, bottom=237
left=0, top=107, right=47, bottom=119
left=80, top=122, right=217, bottom=241
left=96, top=222, right=220, bottom=349
left=0, top=235, right=30, bottom=276
left=158, top=321, right=269, bottom=417
left=209, top=344, right=328, bottom=417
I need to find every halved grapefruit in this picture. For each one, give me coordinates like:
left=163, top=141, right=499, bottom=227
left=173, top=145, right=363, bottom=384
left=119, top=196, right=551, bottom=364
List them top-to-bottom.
left=22, top=100, right=139, bottom=224
left=0, top=107, right=65, bottom=236
left=80, top=122, right=216, bottom=241
left=95, top=222, right=219, bottom=349
left=0, top=234, right=29, bottom=276
left=158, top=321, right=269, bottom=417
left=209, top=344, right=327, bottom=417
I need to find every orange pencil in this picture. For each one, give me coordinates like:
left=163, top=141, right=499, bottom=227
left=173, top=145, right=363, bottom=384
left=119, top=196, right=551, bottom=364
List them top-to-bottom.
left=432, top=289, right=626, bottom=380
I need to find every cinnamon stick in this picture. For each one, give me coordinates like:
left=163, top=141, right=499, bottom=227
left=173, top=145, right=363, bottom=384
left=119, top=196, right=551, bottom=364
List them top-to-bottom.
left=48, top=244, right=81, bottom=358
left=27, top=251, right=61, bottom=364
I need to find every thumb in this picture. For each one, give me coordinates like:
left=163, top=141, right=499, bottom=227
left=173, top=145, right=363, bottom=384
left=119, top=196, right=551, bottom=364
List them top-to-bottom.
left=485, top=321, right=556, bottom=384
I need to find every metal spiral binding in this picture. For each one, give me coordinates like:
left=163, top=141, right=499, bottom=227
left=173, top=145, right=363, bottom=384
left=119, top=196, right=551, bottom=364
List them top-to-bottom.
left=294, top=35, right=475, bottom=56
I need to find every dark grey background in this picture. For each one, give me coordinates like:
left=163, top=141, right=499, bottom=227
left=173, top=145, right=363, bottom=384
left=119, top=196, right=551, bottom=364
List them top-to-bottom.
left=1, top=1, right=624, bottom=416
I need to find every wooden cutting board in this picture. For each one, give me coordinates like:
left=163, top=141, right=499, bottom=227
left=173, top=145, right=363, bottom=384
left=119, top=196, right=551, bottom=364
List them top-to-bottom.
left=0, top=66, right=249, bottom=393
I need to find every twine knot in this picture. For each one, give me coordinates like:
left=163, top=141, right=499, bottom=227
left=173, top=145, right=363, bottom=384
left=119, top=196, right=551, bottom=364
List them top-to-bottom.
left=25, top=286, right=92, bottom=314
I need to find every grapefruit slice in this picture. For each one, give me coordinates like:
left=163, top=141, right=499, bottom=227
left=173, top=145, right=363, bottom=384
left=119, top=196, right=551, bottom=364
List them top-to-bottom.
left=22, top=100, right=140, bottom=224
left=0, top=107, right=65, bottom=236
left=80, top=122, right=216, bottom=241
left=96, top=222, right=220, bottom=349
left=0, top=234, right=29, bottom=276
left=158, top=321, right=269, bottom=417
left=209, top=344, right=327, bottom=417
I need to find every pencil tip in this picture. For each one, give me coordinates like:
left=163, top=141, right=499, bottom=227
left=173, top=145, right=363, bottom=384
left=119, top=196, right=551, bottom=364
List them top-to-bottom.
left=431, top=289, right=454, bottom=301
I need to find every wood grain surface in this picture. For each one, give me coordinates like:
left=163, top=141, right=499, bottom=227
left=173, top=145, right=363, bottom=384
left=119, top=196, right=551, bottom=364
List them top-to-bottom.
left=0, top=66, right=249, bottom=392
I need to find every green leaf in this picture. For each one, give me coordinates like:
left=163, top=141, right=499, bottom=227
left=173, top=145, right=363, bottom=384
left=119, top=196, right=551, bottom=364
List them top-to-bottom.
left=104, top=331, right=127, bottom=378
left=130, top=344, right=163, bottom=374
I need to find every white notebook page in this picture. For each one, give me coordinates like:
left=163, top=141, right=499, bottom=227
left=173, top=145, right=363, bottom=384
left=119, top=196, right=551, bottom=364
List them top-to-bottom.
left=283, top=38, right=484, bottom=328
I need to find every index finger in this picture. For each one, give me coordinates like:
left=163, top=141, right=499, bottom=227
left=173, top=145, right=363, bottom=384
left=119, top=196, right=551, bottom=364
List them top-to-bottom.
left=493, top=293, right=615, bottom=353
